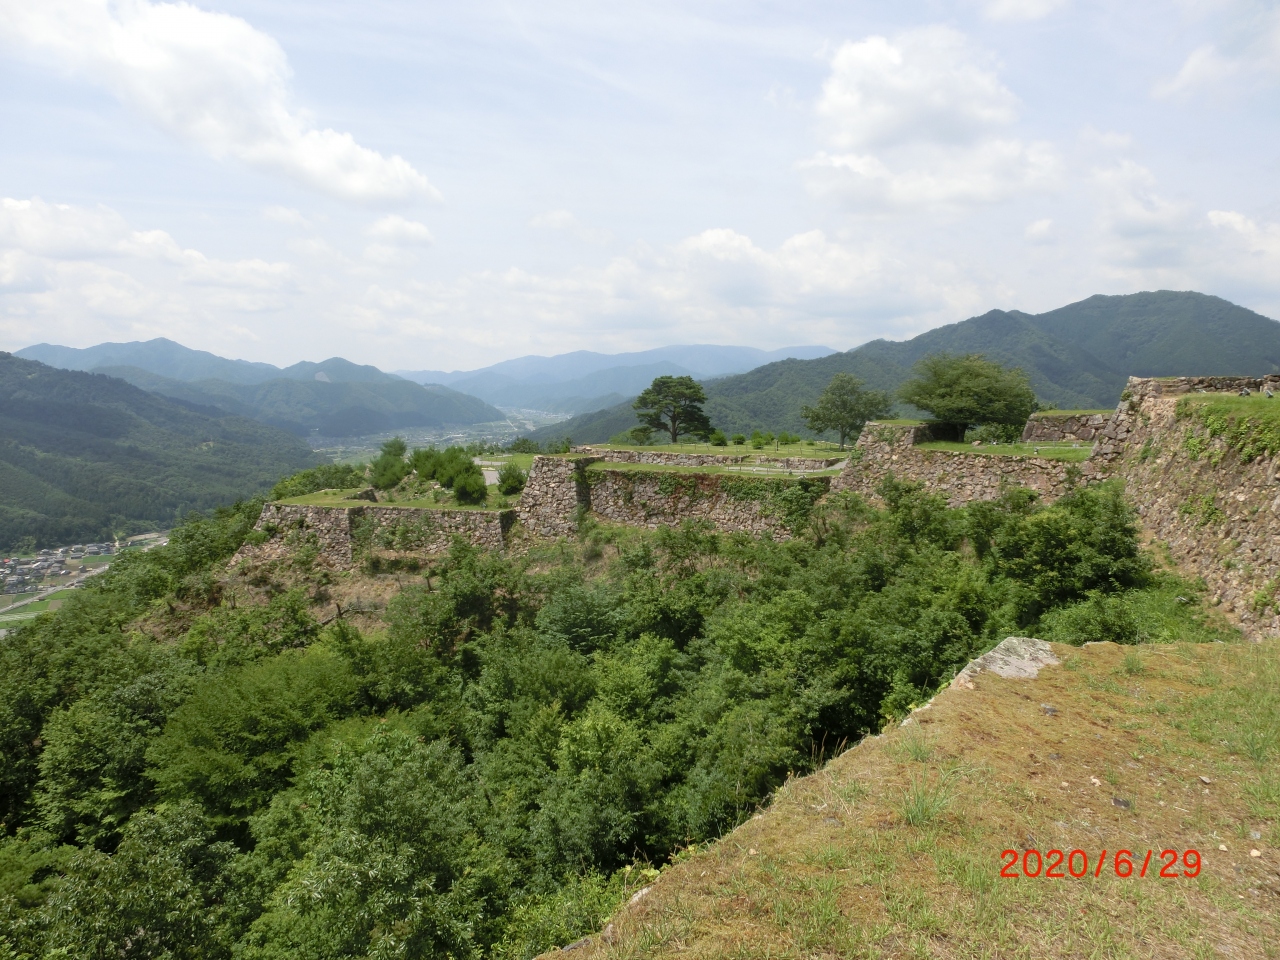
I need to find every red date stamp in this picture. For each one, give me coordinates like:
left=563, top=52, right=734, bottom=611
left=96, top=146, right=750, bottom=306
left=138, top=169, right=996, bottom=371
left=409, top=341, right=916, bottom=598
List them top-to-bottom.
left=1000, top=848, right=1201, bottom=879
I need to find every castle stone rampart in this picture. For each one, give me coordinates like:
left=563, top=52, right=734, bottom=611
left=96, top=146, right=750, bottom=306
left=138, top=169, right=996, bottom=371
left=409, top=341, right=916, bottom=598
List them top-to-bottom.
left=1021, top=412, right=1109, bottom=443
left=831, top=422, right=1106, bottom=506
left=235, top=502, right=512, bottom=570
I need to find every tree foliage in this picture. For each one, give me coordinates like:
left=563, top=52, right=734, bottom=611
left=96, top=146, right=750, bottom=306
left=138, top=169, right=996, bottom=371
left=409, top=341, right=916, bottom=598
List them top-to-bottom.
left=897, top=353, right=1039, bottom=439
left=801, top=373, right=893, bottom=448
left=633, top=376, right=713, bottom=443
left=0, top=474, right=1231, bottom=958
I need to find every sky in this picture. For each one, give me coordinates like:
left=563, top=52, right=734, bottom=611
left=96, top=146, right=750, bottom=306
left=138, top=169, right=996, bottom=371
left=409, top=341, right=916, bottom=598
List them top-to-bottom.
left=0, top=0, right=1278, bottom=372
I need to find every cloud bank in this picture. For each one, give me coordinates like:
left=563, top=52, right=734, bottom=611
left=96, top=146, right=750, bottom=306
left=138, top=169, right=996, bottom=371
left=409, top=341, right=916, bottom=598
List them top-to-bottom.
left=0, top=0, right=438, bottom=203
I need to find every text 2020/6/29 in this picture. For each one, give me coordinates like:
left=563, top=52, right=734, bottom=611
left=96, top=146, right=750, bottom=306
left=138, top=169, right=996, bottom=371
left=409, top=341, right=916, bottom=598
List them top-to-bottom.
left=1001, top=849, right=1201, bottom=879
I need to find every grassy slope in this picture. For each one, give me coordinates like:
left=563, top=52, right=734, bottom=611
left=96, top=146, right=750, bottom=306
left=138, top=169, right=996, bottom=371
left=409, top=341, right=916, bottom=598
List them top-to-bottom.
left=531, top=291, right=1277, bottom=444
left=0, top=354, right=320, bottom=550
left=561, top=639, right=1279, bottom=958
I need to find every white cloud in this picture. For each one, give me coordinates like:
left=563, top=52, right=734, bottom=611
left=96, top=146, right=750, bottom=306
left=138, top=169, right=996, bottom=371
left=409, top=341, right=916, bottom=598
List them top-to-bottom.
left=0, top=0, right=438, bottom=203
left=982, top=0, right=1069, bottom=22
left=1155, top=5, right=1280, bottom=97
left=806, top=27, right=1059, bottom=209
left=0, top=196, right=292, bottom=347
left=529, top=209, right=613, bottom=245
left=366, top=215, right=434, bottom=246
left=1025, top=218, right=1054, bottom=240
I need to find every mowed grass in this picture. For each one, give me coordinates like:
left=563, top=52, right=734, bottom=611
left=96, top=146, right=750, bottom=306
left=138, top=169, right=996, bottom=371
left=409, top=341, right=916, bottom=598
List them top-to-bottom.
left=917, top=440, right=1094, bottom=461
left=581, top=441, right=852, bottom=458
left=277, top=486, right=513, bottom=511
left=557, top=640, right=1280, bottom=959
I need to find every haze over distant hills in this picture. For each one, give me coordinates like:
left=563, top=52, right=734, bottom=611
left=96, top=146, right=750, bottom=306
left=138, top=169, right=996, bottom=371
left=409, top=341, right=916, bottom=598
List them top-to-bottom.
left=524, top=291, right=1280, bottom=444
left=16, top=339, right=505, bottom=437
left=397, top=344, right=836, bottom=415
left=0, top=353, right=320, bottom=551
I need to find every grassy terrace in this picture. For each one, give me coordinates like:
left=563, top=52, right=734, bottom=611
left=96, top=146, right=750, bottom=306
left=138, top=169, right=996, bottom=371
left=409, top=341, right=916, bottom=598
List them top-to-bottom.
left=1175, top=391, right=1280, bottom=463
left=1028, top=408, right=1112, bottom=418
left=916, top=439, right=1094, bottom=461
left=573, top=440, right=852, bottom=457
left=582, top=460, right=844, bottom=478
left=276, top=486, right=513, bottom=512
left=569, top=639, right=1280, bottom=958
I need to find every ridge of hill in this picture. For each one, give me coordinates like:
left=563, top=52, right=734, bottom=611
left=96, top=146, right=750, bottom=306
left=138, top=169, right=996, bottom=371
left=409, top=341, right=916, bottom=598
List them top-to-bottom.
left=525, top=291, right=1279, bottom=443
left=15, top=338, right=401, bottom=385
left=398, top=344, right=836, bottom=414
left=0, top=354, right=320, bottom=550
left=92, top=366, right=506, bottom=438
left=555, top=637, right=1279, bottom=958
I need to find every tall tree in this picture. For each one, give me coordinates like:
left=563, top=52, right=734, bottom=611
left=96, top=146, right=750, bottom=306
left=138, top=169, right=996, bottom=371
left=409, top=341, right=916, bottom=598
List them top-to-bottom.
left=898, top=353, right=1039, bottom=440
left=801, top=373, right=893, bottom=449
left=633, top=376, right=713, bottom=443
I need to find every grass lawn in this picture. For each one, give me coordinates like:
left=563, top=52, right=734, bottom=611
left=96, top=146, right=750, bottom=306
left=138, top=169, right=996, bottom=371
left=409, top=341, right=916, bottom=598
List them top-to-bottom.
left=1175, top=392, right=1280, bottom=461
left=1029, top=408, right=1113, bottom=418
left=916, top=440, right=1094, bottom=461
left=579, top=441, right=852, bottom=458
left=583, top=461, right=845, bottom=478
left=277, top=486, right=516, bottom=512
left=563, top=638, right=1279, bottom=958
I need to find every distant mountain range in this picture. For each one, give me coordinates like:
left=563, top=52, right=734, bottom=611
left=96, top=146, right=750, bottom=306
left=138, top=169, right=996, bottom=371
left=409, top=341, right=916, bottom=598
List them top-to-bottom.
left=523, top=291, right=1280, bottom=444
left=16, top=339, right=505, bottom=437
left=397, top=344, right=836, bottom=415
left=0, top=353, right=320, bottom=551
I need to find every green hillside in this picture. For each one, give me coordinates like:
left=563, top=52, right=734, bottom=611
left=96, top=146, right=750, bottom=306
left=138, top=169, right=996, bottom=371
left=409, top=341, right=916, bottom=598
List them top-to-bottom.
left=527, top=291, right=1277, bottom=444
left=0, top=354, right=321, bottom=551
left=95, top=366, right=506, bottom=437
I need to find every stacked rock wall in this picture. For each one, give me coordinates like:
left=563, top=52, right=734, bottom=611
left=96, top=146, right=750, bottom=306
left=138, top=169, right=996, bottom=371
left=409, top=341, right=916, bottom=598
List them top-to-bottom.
left=1097, top=376, right=1280, bottom=640
left=1021, top=412, right=1110, bottom=443
left=831, top=422, right=1106, bottom=506
left=571, top=447, right=747, bottom=467
left=517, top=456, right=593, bottom=536
left=585, top=470, right=826, bottom=537
left=236, top=502, right=513, bottom=570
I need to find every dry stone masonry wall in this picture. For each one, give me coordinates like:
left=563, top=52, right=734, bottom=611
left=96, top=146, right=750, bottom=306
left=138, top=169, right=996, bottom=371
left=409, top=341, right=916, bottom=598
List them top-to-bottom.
left=1096, top=376, right=1280, bottom=640
left=1021, top=412, right=1110, bottom=443
left=831, top=422, right=1107, bottom=507
left=235, top=502, right=512, bottom=571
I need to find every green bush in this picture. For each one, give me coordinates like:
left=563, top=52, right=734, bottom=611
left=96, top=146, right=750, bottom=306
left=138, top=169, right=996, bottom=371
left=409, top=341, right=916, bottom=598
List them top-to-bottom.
left=708, top=430, right=727, bottom=447
left=731, top=434, right=746, bottom=445
left=509, top=438, right=541, bottom=454
left=497, top=462, right=527, bottom=495
left=270, top=463, right=365, bottom=500
left=453, top=470, right=489, bottom=505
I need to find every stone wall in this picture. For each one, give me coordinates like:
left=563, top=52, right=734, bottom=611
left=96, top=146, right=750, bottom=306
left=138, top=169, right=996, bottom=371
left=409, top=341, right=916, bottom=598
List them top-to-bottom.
left=1098, top=376, right=1280, bottom=640
left=1021, top=412, right=1110, bottom=442
left=830, top=422, right=1107, bottom=506
left=517, top=455, right=826, bottom=538
left=518, top=456, right=592, bottom=536
left=755, top=456, right=847, bottom=471
left=585, top=469, right=827, bottom=537
left=235, top=502, right=513, bottom=570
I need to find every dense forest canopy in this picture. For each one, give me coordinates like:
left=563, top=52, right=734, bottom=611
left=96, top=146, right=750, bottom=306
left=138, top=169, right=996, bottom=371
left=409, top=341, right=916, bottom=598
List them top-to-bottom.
left=0, top=354, right=320, bottom=552
left=0, top=466, right=1231, bottom=958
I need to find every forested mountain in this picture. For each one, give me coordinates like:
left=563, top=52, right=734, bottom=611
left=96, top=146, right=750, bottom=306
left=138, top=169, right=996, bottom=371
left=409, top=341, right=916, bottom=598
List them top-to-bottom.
left=526, top=291, right=1280, bottom=443
left=16, top=338, right=401, bottom=385
left=398, top=344, right=835, bottom=414
left=0, top=354, right=320, bottom=550
left=94, top=366, right=505, bottom=437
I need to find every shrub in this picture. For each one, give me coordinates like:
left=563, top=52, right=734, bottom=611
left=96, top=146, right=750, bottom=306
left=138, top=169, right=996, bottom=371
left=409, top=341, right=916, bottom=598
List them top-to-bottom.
left=708, top=430, right=727, bottom=447
left=731, top=434, right=746, bottom=445
left=509, top=438, right=540, bottom=454
left=497, top=462, right=527, bottom=495
left=270, top=463, right=365, bottom=500
left=453, top=469, right=489, bottom=505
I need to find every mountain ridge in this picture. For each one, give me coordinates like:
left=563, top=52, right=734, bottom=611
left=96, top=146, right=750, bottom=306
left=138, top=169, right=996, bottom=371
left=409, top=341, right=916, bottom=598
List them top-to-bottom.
left=523, top=291, right=1280, bottom=443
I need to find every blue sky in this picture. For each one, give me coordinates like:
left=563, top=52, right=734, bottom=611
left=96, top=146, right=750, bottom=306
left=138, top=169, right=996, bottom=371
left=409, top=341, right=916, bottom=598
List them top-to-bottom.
left=1, top=0, right=1277, bottom=370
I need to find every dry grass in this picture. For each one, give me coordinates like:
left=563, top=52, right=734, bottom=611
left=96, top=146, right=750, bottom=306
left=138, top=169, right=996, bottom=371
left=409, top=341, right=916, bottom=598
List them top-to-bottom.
left=553, top=640, right=1280, bottom=959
